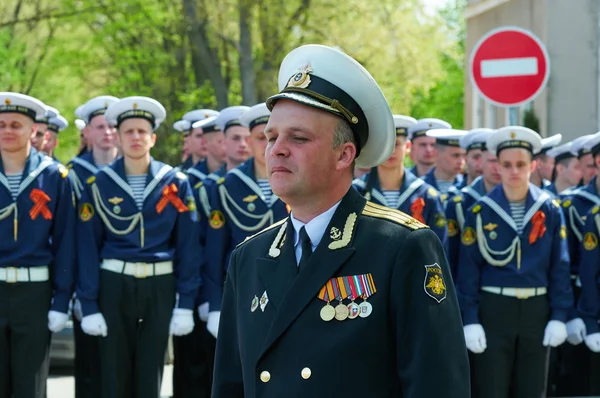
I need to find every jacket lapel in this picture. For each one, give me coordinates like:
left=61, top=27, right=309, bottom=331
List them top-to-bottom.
left=258, top=188, right=366, bottom=360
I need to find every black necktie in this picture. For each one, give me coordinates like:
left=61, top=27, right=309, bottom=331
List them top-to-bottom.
left=298, top=226, right=312, bottom=271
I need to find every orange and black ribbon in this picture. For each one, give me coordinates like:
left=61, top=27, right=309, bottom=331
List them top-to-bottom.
left=156, top=184, right=188, bottom=214
left=30, top=189, right=52, bottom=220
left=411, top=198, right=426, bottom=224
left=529, top=210, right=547, bottom=244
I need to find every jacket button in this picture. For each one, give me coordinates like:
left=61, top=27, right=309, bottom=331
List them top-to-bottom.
left=301, top=367, right=311, bottom=379
left=260, top=371, right=271, bottom=383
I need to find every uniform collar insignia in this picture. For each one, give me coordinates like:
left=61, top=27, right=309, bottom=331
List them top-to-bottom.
left=328, top=212, right=357, bottom=250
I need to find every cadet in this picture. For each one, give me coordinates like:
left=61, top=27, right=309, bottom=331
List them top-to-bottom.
left=212, top=44, right=469, bottom=397
left=0, top=92, right=76, bottom=398
left=68, top=95, right=120, bottom=398
left=76, top=96, right=201, bottom=398
left=204, top=102, right=289, bottom=339
left=31, top=105, right=57, bottom=153
left=216, top=105, right=252, bottom=172
left=183, top=108, right=223, bottom=175
left=42, top=114, right=67, bottom=160
left=352, top=114, right=447, bottom=245
left=75, top=118, right=89, bottom=157
left=407, top=118, right=449, bottom=177
left=174, top=119, right=193, bottom=171
left=458, top=126, right=572, bottom=398
left=445, top=128, right=498, bottom=278
left=461, top=128, right=494, bottom=188
left=422, top=129, right=467, bottom=205
left=530, top=134, right=562, bottom=189
left=573, top=134, right=599, bottom=186
left=546, top=142, right=581, bottom=197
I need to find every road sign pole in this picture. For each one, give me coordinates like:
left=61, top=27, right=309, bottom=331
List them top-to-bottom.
left=509, top=107, right=518, bottom=125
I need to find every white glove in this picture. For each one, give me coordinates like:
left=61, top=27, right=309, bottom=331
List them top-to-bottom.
left=73, top=299, right=83, bottom=322
left=198, top=302, right=209, bottom=322
left=170, top=308, right=195, bottom=336
left=48, top=311, right=69, bottom=333
left=207, top=311, right=220, bottom=338
left=81, top=313, right=108, bottom=337
left=566, top=318, right=586, bottom=345
left=543, top=320, right=568, bottom=347
left=464, top=324, right=487, bottom=354
left=585, top=333, right=600, bottom=353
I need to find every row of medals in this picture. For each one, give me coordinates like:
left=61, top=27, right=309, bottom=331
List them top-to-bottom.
left=320, top=298, right=372, bottom=321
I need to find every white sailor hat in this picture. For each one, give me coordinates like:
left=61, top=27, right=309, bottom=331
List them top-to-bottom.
left=266, top=44, right=395, bottom=168
left=0, top=93, right=47, bottom=122
left=79, top=96, right=119, bottom=123
left=105, top=96, right=166, bottom=130
left=240, top=103, right=270, bottom=131
left=74, top=104, right=85, bottom=119
left=36, top=105, right=59, bottom=124
left=216, top=106, right=251, bottom=132
left=182, top=109, right=220, bottom=124
left=47, top=115, right=69, bottom=133
left=191, top=115, right=220, bottom=133
left=393, top=115, right=417, bottom=137
left=407, top=118, right=451, bottom=141
left=74, top=119, right=87, bottom=131
left=173, top=120, right=192, bottom=135
left=487, top=126, right=542, bottom=156
left=460, top=128, right=495, bottom=151
left=426, top=129, right=468, bottom=147
left=583, top=131, right=600, bottom=156
left=536, top=134, right=562, bottom=156
left=571, top=134, right=595, bottom=158
left=546, top=142, right=578, bottom=162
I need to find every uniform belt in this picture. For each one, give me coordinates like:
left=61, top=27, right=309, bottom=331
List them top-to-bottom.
left=101, top=259, right=173, bottom=279
left=0, top=266, right=49, bottom=283
left=481, top=286, right=547, bottom=299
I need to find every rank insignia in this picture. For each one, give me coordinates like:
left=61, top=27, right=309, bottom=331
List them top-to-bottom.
left=287, top=64, right=312, bottom=89
left=428, top=187, right=439, bottom=198
left=108, top=197, right=124, bottom=205
left=562, top=199, right=571, bottom=208
left=79, top=203, right=95, bottom=222
left=472, top=204, right=481, bottom=213
left=209, top=210, right=225, bottom=229
left=435, top=213, right=446, bottom=228
left=447, top=219, right=458, bottom=237
left=483, top=223, right=497, bottom=231
left=560, top=225, right=567, bottom=240
left=330, top=226, right=342, bottom=241
left=461, top=227, right=476, bottom=246
left=584, top=232, right=598, bottom=251
left=424, top=263, right=446, bottom=303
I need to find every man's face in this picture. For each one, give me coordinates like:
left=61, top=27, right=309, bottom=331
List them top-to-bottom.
left=265, top=99, right=349, bottom=203
left=0, top=113, right=35, bottom=153
left=88, top=115, right=117, bottom=151
left=116, top=118, right=156, bottom=159
left=31, top=123, right=47, bottom=151
left=247, top=124, right=268, bottom=170
left=224, top=125, right=250, bottom=166
left=189, top=127, right=207, bottom=158
left=205, top=131, right=226, bottom=162
left=409, top=135, right=437, bottom=166
left=380, top=136, right=407, bottom=170
left=437, top=146, right=465, bottom=177
left=465, top=148, right=483, bottom=179
left=499, top=148, right=536, bottom=191
left=481, top=150, right=501, bottom=187
left=580, top=153, right=597, bottom=185
left=536, top=154, right=555, bottom=181
left=561, top=158, right=583, bottom=187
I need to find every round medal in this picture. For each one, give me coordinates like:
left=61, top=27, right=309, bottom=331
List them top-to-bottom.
left=247, top=203, right=256, bottom=212
left=113, top=205, right=121, bottom=214
left=489, top=231, right=497, bottom=240
left=250, top=296, right=259, bottom=312
left=359, top=301, right=373, bottom=318
left=347, top=302, right=360, bottom=319
left=320, top=303, right=335, bottom=321
left=334, top=303, right=349, bottom=321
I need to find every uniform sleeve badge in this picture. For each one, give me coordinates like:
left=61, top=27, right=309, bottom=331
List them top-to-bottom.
left=79, top=202, right=95, bottom=222
left=209, top=210, right=225, bottom=229
left=435, top=212, right=447, bottom=228
left=447, top=219, right=459, bottom=237
left=461, top=226, right=476, bottom=245
left=584, top=232, right=598, bottom=251
left=424, top=263, right=446, bottom=303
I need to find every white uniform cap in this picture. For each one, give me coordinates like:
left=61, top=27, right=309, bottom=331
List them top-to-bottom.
left=266, top=44, right=395, bottom=168
left=0, top=92, right=47, bottom=122
left=79, top=96, right=119, bottom=123
left=104, top=96, right=166, bottom=130
left=239, top=103, right=270, bottom=130
left=216, top=106, right=251, bottom=132
left=182, top=109, right=220, bottom=124
left=47, top=115, right=69, bottom=133
left=191, top=115, right=220, bottom=133
left=393, top=115, right=417, bottom=136
left=407, top=118, right=451, bottom=141
left=75, top=119, right=87, bottom=131
left=173, top=120, right=192, bottom=134
left=487, top=126, right=542, bottom=156
left=460, top=128, right=495, bottom=151
left=426, top=129, right=468, bottom=147
left=583, top=131, right=600, bottom=156
left=536, top=134, right=562, bottom=155
left=571, top=134, right=596, bottom=157
left=546, top=142, right=578, bottom=162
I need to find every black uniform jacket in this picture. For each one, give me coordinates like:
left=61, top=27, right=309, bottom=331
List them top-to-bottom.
left=213, top=187, right=469, bottom=398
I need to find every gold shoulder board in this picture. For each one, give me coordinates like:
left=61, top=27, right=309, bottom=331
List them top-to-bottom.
left=362, top=201, right=428, bottom=231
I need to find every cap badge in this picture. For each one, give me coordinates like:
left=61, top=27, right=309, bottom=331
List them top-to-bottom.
left=287, top=64, right=312, bottom=89
left=4, top=98, right=10, bottom=105
left=132, top=103, right=138, bottom=110
left=428, top=123, right=433, bottom=128
left=510, top=131, right=516, bottom=139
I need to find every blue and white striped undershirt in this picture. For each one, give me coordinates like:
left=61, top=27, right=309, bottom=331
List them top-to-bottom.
left=6, top=173, right=22, bottom=200
left=126, top=175, right=147, bottom=209
left=257, top=179, right=272, bottom=204
left=382, top=190, right=401, bottom=209
left=509, top=200, right=526, bottom=234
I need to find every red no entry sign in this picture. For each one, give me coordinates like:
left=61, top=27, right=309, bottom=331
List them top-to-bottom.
left=469, top=26, right=550, bottom=107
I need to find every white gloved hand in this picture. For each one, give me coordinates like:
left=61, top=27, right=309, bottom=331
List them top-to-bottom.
left=73, top=299, right=83, bottom=322
left=198, top=302, right=209, bottom=322
left=170, top=308, right=195, bottom=336
left=48, top=311, right=69, bottom=333
left=207, top=311, right=221, bottom=339
left=81, top=313, right=108, bottom=337
left=566, top=318, right=586, bottom=345
left=543, top=320, right=568, bottom=347
left=464, top=324, right=487, bottom=354
left=585, top=333, right=600, bottom=353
